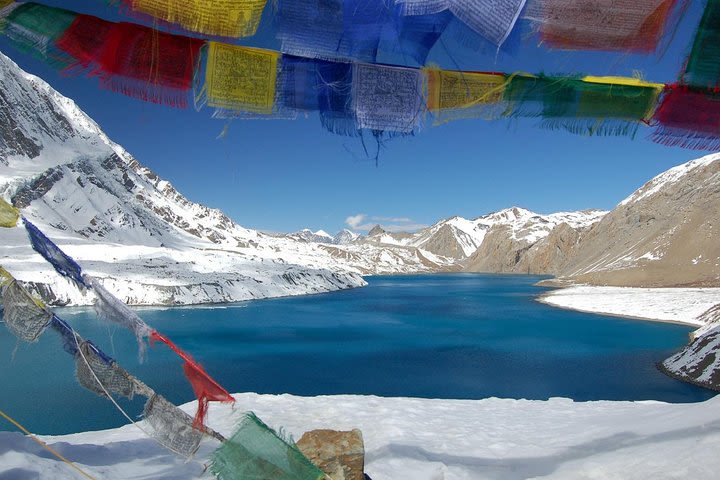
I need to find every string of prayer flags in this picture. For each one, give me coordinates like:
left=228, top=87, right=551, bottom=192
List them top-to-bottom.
left=122, top=0, right=267, bottom=38
left=525, top=0, right=679, bottom=52
left=681, top=0, right=720, bottom=89
left=0, top=2, right=76, bottom=68
left=200, top=42, right=279, bottom=114
left=352, top=63, right=425, bottom=133
left=426, top=68, right=507, bottom=123
left=651, top=86, right=720, bottom=150
left=0, top=198, right=19, bottom=228
left=12, top=218, right=235, bottom=428
left=23, top=218, right=88, bottom=289
left=0, top=266, right=221, bottom=459
left=87, top=276, right=153, bottom=360
left=1, top=277, right=52, bottom=342
left=150, top=331, right=235, bottom=428
left=210, top=412, right=326, bottom=480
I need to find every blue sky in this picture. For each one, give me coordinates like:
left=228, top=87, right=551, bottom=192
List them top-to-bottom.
left=0, top=1, right=713, bottom=234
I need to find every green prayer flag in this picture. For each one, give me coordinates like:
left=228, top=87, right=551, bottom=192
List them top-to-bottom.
left=210, top=413, right=325, bottom=480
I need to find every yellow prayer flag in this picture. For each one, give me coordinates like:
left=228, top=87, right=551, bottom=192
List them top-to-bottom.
left=0, top=0, right=14, bottom=11
left=131, top=0, right=267, bottom=38
left=204, top=42, right=278, bottom=114
left=426, top=68, right=506, bottom=111
left=581, top=76, right=664, bottom=90
left=0, top=197, right=19, bottom=228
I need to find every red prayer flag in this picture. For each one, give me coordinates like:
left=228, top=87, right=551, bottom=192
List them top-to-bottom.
left=56, top=15, right=203, bottom=107
left=651, top=85, right=720, bottom=150
left=150, top=330, right=234, bottom=428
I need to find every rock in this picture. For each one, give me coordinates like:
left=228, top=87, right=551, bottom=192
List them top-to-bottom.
left=296, top=429, right=365, bottom=480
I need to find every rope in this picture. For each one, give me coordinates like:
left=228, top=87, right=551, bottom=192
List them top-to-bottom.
left=0, top=408, right=98, bottom=480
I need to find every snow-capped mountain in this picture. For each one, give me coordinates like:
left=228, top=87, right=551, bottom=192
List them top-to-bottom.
left=0, top=51, right=367, bottom=305
left=556, top=153, right=720, bottom=287
left=463, top=207, right=608, bottom=273
left=318, top=208, right=607, bottom=273
left=334, top=228, right=360, bottom=245
left=290, top=229, right=337, bottom=244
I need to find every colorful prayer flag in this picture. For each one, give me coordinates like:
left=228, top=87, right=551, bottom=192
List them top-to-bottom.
left=128, top=0, right=267, bottom=38
left=448, top=0, right=527, bottom=46
left=526, top=0, right=678, bottom=52
left=682, top=0, right=720, bottom=89
left=1, top=2, right=76, bottom=67
left=203, top=42, right=279, bottom=114
left=352, top=63, right=424, bottom=133
left=426, top=68, right=506, bottom=123
left=652, top=86, right=720, bottom=150
left=23, top=218, right=87, bottom=288
left=150, top=331, right=234, bottom=428
left=210, top=413, right=326, bottom=480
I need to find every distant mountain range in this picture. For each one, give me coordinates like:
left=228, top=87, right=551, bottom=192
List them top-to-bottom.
left=1, top=50, right=718, bottom=308
left=294, top=156, right=720, bottom=288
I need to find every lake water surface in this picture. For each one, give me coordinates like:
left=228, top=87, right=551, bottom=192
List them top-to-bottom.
left=0, top=274, right=714, bottom=434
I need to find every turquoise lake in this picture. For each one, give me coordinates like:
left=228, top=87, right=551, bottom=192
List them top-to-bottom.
left=0, top=274, right=714, bottom=435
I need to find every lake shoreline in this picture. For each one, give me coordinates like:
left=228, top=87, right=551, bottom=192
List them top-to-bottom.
left=535, top=284, right=720, bottom=329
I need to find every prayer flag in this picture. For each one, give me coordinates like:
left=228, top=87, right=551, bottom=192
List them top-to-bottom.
left=128, top=0, right=266, bottom=38
left=526, top=0, right=678, bottom=52
left=682, top=0, right=720, bottom=89
left=203, top=42, right=279, bottom=114
left=352, top=63, right=424, bottom=133
left=23, top=218, right=87, bottom=288
left=1, top=279, right=52, bottom=342
left=150, top=331, right=234, bottom=428
left=143, top=394, right=203, bottom=457
left=210, top=413, right=325, bottom=480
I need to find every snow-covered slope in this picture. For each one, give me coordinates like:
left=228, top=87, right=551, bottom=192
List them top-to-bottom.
left=0, top=51, right=366, bottom=305
left=557, top=153, right=720, bottom=287
left=661, top=303, right=720, bottom=390
left=3, top=392, right=720, bottom=479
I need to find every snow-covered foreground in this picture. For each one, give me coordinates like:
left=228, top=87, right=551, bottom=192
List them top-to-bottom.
left=538, top=285, right=720, bottom=326
left=1, top=392, right=719, bottom=480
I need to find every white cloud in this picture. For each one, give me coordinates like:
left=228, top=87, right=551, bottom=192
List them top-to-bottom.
left=345, top=213, right=367, bottom=229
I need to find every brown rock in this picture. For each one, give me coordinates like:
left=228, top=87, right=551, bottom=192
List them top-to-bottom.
left=296, top=429, right=365, bottom=480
